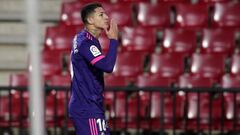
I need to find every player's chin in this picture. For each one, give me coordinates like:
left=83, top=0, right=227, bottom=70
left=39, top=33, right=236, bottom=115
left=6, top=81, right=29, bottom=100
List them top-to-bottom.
left=102, top=24, right=109, bottom=30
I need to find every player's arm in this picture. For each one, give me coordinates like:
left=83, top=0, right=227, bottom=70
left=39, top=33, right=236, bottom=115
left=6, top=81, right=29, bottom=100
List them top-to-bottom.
left=93, top=19, right=119, bottom=72
left=94, top=19, right=119, bottom=72
left=79, top=39, right=118, bottom=73
left=93, top=39, right=118, bottom=73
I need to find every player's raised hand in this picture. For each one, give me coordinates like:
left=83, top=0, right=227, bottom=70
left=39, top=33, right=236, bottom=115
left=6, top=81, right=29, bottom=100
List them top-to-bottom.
left=104, top=19, right=118, bottom=40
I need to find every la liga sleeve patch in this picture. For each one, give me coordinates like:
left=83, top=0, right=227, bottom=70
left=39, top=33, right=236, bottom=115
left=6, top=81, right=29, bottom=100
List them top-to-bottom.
left=90, top=45, right=101, bottom=57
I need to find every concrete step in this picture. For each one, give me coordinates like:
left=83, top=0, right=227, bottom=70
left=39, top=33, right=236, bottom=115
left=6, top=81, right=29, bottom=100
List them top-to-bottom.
left=0, top=0, right=61, bottom=21
left=0, top=22, right=55, bottom=44
left=0, top=44, right=28, bottom=70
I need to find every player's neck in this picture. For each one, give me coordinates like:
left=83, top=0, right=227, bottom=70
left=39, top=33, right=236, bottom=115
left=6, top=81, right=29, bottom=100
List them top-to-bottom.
left=85, top=26, right=102, bottom=39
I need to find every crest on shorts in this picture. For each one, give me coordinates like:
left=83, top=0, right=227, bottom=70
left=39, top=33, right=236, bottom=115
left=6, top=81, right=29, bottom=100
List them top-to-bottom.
left=90, top=45, right=101, bottom=57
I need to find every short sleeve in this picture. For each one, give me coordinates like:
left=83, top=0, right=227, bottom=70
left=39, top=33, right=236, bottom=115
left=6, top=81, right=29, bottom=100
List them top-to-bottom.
left=78, top=40, right=105, bottom=65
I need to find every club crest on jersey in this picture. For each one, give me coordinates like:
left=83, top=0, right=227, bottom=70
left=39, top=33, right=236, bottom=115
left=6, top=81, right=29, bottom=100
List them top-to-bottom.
left=90, top=45, right=101, bottom=57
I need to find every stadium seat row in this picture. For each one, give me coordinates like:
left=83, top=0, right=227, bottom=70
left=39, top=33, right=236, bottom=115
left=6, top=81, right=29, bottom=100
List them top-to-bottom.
left=59, top=1, right=240, bottom=29
left=44, top=24, right=240, bottom=56
left=35, top=50, right=240, bottom=83
left=2, top=71, right=240, bottom=130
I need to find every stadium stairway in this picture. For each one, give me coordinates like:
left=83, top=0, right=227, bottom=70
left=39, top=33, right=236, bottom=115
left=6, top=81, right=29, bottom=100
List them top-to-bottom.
left=0, top=0, right=61, bottom=85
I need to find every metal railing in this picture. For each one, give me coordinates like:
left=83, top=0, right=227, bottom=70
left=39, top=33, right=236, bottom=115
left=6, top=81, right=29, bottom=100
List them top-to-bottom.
left=0, top=86, right=240, bottom=135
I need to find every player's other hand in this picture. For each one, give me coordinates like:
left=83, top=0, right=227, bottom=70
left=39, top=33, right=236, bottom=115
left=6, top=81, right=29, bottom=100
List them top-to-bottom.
left=104, top=19, right=118, bottom=40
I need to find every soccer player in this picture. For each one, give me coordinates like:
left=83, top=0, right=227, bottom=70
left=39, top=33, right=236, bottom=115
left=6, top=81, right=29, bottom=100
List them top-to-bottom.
left=68, top=2, right=119, bottom=135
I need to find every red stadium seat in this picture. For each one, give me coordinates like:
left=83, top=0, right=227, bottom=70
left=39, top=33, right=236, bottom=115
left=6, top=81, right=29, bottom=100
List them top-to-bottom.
left=60, top=1, right=86, bottom=25
left=61, top=1, right=133, bottom=26
left=136, top=2, right=172, bottom=29
left=102, top=3, right=134, bottom=27
left=174, top=3, right=210, bottom=30
left=212, top=3, right=240, bottom=28
left=44, top=24, right=82, bottom=51
left=121, top=26, right=157, bottom=53
left=162, top=28, right=197, bottom=57
left=199, top=28, right=236, bottom=55
left=99, top=33, right=121, bottom=54
left=99, top=33, right=110, bottom=54
left=39, top=50, right=63, bottom=78
left=113, top=52, right=146, bottom=82
left=149, top=53, right=185, bottom=80
left=190, top=53, right=226, bottom=82
left=230, top=53, right=240, bottom=76
left=0, top=73, right=30, bottom=128
left=0, top=73, right=28, bottom=128
left=10, top=73, right=29, bottom=99
left=135, top=73, right=184, bottom=129
left=178, top=73, right=222, bottom=130
left=178, top=73, right=214, bottom=88
left=46, top=74, right=71, bottom=127
left=104, top=74, right=129, bottom=87
left=221, top=74, right=240, bottom=131
left=222, top=74, right=240, bottom=88
left=104, top=75, right=128, bottom=129
left=0, top=95, right=29, bottom=128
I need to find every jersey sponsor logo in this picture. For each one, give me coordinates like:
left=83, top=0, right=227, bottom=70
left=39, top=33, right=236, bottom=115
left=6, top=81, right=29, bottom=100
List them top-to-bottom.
left=90, top=45, right=101, bottom=57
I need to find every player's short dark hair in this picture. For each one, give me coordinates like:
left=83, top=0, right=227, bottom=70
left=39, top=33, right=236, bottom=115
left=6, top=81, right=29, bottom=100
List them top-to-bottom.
left=81, top=3, right=103, bottom=24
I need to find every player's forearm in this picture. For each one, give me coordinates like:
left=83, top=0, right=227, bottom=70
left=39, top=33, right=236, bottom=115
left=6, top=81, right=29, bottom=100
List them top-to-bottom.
left=95, top=39, right=118, bottom=73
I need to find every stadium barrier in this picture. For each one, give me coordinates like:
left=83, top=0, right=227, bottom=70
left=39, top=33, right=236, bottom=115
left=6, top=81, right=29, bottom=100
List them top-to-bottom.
left=0, top=86, right=240, bottom=135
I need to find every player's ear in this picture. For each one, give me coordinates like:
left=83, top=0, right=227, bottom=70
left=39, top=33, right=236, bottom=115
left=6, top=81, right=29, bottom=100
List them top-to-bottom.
left=87, top=16, right=94, bottom=25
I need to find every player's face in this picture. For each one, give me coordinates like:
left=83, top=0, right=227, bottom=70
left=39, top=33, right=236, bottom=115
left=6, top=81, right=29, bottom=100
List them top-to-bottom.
left=91, top=7, right=109, bottom=30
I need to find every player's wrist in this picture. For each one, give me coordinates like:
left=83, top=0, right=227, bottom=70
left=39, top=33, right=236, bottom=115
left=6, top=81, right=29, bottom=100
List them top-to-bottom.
left=109, top=39, right=119, bottom=46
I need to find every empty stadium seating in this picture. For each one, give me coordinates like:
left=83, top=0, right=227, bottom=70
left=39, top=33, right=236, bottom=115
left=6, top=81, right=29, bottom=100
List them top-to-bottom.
left=5, top=0, right=240, bottom=133
left=60, top=1, right=86, bottom=25
left=61, top=1, right=134, bottom=27
left=102, top=2, right=134, bottom=27
left=136, top=2, right=172, bottom=29
left=174, top=3, right=210, bottom=30
left=212, top=3, right=240, bottom=28
left=44, top=24, right=82, bottom=51
left=121, top=26, right=157, bottom=53
left=161, top=28, right=197, bottom=57
left=199, top=28, right=236, bottom=55
left=98, top=32, right=122, bottom=54
left=40, top=50, right=63, bottom=78
left=113, top=51, right=146, bottom=82
left=149, top=52, right=185, bottom=80
left=190, top=53, right=226, bottom=82
left=230, top=53, right=240, bottom=76
left=0, top=73, right=29, bottom=128
left=10, top=73, right=29, bottom=98
left=136, top=73, right=185, bottom=129
left=178, top=73, right=222, bottom=130
left=221, top=73, right=240, bottom=130
left=46, top=74, right=71, bottom=127
left=103, top=75, right=128, bottom=129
